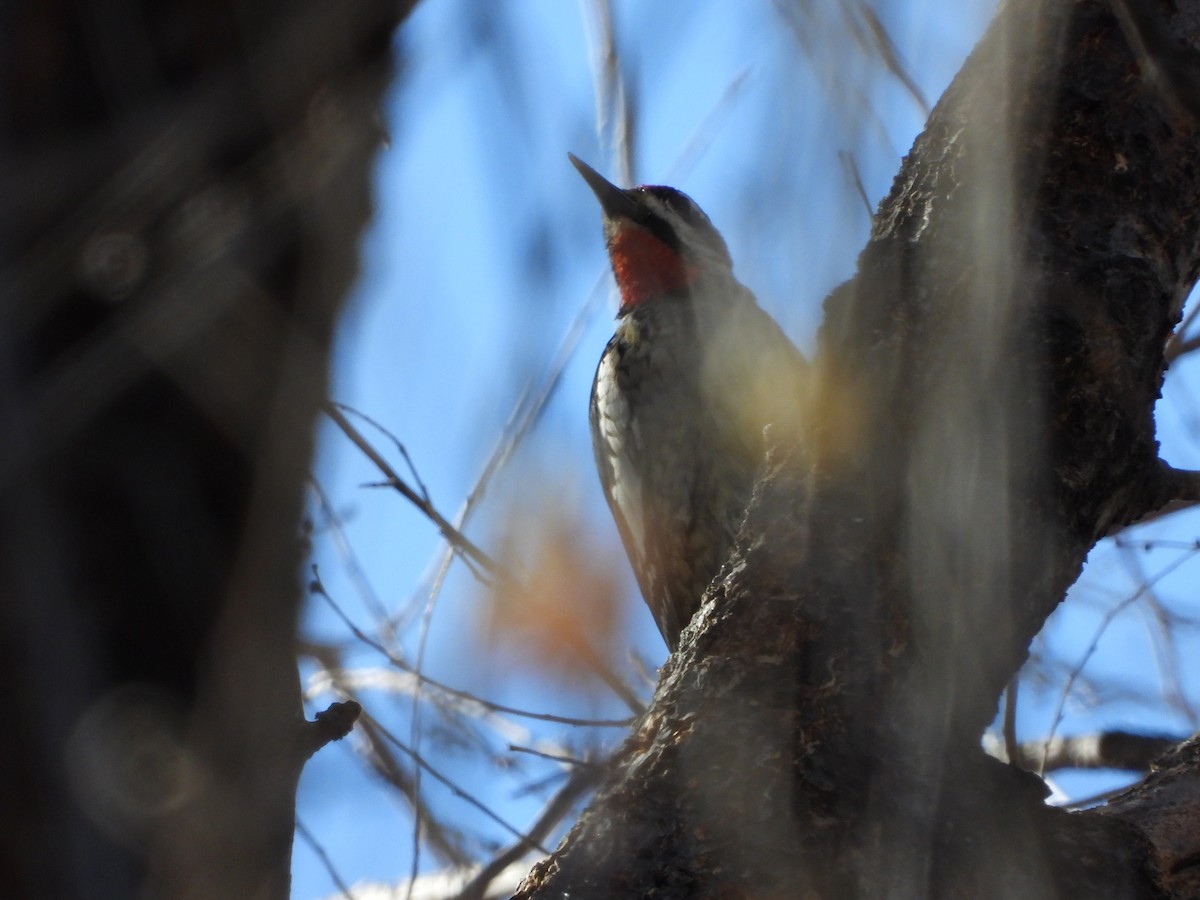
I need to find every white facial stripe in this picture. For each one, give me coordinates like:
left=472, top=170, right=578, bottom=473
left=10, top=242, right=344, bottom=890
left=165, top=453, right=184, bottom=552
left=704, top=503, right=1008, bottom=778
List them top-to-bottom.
left=640, top=193, right=728, bottom=271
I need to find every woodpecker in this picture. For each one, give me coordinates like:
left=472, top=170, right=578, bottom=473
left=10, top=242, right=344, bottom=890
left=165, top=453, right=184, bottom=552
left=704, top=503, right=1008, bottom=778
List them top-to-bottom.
left=571, top=153, right=808, bottom=651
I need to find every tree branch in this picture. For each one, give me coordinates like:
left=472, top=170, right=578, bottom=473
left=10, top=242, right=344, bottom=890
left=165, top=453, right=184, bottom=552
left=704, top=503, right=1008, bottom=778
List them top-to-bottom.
left=516, top=1, right=1200, bottom=896
left=984, top=730, right=1184, bottom=773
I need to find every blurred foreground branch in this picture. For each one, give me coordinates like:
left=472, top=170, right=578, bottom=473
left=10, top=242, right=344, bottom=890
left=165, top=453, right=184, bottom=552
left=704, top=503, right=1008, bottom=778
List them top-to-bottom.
left=0, top=1, right=413, bottom=896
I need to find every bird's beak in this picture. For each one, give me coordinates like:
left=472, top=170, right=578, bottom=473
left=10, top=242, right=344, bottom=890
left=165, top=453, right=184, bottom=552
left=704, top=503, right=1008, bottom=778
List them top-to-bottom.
left=568, top=153, right=642, bottom=221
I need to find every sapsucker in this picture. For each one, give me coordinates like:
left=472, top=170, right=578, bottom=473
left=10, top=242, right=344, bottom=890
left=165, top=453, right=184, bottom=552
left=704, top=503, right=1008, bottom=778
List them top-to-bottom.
left=571, top=154, right=808, bottom=651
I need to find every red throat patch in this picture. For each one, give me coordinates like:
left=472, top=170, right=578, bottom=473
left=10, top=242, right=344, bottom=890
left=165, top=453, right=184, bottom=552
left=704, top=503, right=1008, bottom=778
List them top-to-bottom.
left=608, top=224, right=697, bottom=313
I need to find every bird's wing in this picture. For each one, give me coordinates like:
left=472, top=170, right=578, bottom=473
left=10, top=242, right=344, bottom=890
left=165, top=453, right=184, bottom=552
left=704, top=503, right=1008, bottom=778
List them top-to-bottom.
left=590, top=343, right=688, bottom=649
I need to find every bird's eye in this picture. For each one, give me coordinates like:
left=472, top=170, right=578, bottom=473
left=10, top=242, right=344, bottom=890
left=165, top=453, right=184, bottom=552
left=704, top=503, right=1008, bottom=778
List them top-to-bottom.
left=645, top=187, right=710, bottom=230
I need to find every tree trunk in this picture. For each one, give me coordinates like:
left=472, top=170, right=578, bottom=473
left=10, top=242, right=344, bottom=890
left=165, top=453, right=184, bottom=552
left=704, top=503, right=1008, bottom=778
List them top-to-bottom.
left=0, top=1, right=408, bottom=896
left=516, top=1, right=1200, bottom=897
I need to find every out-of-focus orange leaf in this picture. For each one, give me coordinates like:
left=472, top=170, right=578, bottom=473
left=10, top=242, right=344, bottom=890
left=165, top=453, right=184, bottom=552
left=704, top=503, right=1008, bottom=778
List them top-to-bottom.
left=481, top=493, right=625, bottom=681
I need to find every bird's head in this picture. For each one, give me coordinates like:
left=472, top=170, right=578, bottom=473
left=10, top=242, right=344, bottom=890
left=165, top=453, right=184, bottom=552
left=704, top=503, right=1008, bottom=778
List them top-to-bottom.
left=570, top=153, right=733, bottom=316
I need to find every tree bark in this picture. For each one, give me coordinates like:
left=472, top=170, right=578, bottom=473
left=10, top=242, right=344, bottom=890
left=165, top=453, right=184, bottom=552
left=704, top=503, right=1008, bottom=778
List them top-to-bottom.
left=0, top=1, right=407, bottom=897
left=516, top=1, right=1200, bottom=897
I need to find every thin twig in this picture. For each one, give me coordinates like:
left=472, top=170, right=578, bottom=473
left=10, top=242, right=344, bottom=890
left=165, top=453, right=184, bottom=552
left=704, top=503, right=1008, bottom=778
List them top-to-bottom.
left=584, top=0, right=634, bottom=185
left=854, top=1, right=930, bottom=116
left=665, top=69, right=753, bottom=185
left=839, top=150, right=874, bottom=219
left=323, top=402, right=504, bottom=582
left=333, top=402, right=432, bottom=502
left=308, top=477, right=393, bottom=636
left=1113, top=537, right=1200, bottom=552
left=1116, top=542, right=1200, bottom=728
left=1039, top=545, right=1200, bottom=774
left=308, top=571, right=634, bottom=727
left=564, top=631, right=644, bottom=714
left=1002, top=676, right=1020, bottom=768
left=353, top=711, right=472, bottom=868
left=363, top=712, right=553, bottom=856
left=508, top=744, right=597, bottom=768
left=452, top=763, right=607, bottom=900
left=296, top=819, right=357, bottom=900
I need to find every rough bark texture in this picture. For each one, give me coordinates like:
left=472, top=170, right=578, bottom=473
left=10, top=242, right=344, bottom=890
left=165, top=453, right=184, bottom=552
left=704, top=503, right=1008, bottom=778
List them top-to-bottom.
left=0, top=1, right=408, bottom=897
left=516, top=1, right=1200, bottom=897
left=1102, top=735, right=1200, bottom=897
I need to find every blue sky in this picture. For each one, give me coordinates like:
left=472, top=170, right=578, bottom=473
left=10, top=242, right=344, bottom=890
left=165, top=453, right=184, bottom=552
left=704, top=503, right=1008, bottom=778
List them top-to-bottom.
left=292, top=1, right=1200, bottom=895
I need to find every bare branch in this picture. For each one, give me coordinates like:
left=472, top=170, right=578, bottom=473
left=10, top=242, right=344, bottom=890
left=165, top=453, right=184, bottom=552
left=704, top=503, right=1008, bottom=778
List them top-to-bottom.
left=853, top=2, right=931, bottom=116
left=838, top=150, right=874, bottom=219
left=323, top=402, right=506, bottom=582
left=333, top=402, right=432, bottom=503
left=1040, top=546, right=1200, bottom=773
left=307, top=570, right=636, bottom=727
left=354, top=713, right=474, bottom=869
left=363, top=713, right=553, bottom=856
left=986, top=730, right=1182, bottom=772
left=453, top=764, right=608, bottom=900
left=296, top=819, right=357, bottom=900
